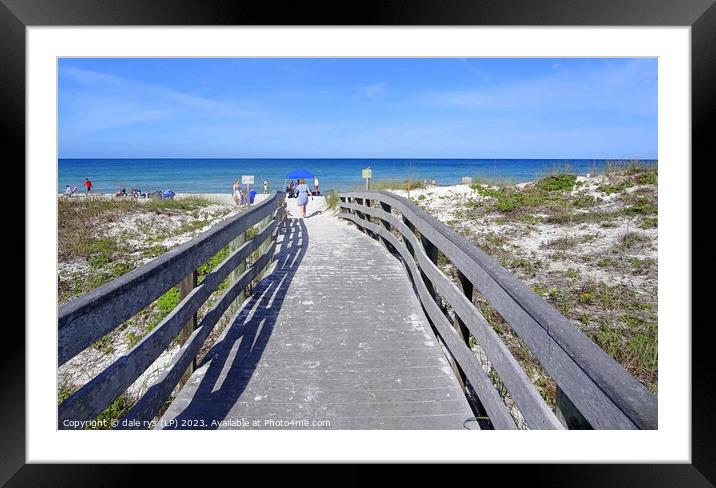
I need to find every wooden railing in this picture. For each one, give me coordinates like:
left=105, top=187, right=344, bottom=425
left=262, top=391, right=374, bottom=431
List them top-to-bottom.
left=338, top=191, right=657, bottom=430
left=58, top=192, right=286, bottom=429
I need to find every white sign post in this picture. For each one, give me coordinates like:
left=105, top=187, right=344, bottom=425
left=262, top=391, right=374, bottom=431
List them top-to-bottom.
left=362, top=167, right=372, bottom=191
left=242, top=175, right=254, bottom=206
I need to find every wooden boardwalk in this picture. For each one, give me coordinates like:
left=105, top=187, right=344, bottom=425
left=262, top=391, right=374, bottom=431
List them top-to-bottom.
left=59, top=191, right=656, bottom=431
left=159, top=211, right=476, bottom=429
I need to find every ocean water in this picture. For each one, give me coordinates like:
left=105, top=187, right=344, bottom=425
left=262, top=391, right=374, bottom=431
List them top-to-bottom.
left=58, top=158, right=657, bottom=194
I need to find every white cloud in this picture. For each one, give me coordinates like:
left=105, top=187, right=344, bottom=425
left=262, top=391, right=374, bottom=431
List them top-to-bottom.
left=59, top=67, right=259, bottom=137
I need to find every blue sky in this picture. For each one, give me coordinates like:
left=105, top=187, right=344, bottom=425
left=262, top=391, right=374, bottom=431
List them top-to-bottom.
left=58, top=58, right=657, bottom=159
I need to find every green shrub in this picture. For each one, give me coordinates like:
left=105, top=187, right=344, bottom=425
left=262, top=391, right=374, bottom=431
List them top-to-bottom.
left=635, top=171, right=658, bottom=185
left=536, top=174, right=577, bottom=192
left=325, top=190, right=340, bottom=210
left=573, top=194, right=601, bottom=208
left=144, top=196, right=212, bottom=213
left=176, top=220, right=210, bottom=235
left=197, top=246, right=230, bottom=279
left=157, top=287, right=181, bottom=315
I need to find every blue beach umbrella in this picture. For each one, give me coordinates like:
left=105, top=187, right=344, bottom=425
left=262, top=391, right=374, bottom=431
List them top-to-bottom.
left=285, top=169, right=315, bottom=179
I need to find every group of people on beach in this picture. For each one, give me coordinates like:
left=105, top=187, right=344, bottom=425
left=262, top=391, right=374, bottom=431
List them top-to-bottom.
left=287, top=176, right=319, bottom=198
left=63, top=177, right=155, bottom=199
left=63, top=178, right=93, bottom=197
left=232, top=179, right=271, bottom=206
left=114, top=187, right=148, bottom=198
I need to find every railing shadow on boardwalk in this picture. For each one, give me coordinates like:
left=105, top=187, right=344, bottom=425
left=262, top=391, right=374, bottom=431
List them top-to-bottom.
left=163, top=217, right=308, bottom=429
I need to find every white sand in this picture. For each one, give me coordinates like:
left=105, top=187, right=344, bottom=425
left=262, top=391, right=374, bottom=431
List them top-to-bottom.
left=386, top=176, right=657, bottom=291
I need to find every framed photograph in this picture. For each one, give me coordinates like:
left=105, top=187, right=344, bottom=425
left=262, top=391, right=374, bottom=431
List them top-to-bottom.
left=9, top=0, right=711, bottom=484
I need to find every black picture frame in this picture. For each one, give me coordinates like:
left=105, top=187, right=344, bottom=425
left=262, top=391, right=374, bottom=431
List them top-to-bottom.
left=6, top=0, right=711, bottom=485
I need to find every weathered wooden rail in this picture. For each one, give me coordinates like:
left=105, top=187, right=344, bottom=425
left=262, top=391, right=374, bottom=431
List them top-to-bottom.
left=338, top=190, right=657, bottom=430
left=58, top=192, right=286, bottom=429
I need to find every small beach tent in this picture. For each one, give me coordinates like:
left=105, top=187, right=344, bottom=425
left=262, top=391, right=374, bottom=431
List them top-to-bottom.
left=285, top=169, right=315, bottom=191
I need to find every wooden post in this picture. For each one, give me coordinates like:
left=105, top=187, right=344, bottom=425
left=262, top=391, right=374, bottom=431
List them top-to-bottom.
left=355, top=197, right=366, bottom=233
left=364, top=198, right=376, bottom=238
left=379, top=202, right=394, bottom=252
left=257, top=211, right=273, bottom=279
left=402, top=216, right=416, bottom=258
left=228, top=231, right=248, bottom=317
left=420, top=235, right=438, bottom=299
left=178, top=270, right=198, bottom=387
left=449, top=270, right=474, bottom=389
left=455, top=271, right=474, bottom=343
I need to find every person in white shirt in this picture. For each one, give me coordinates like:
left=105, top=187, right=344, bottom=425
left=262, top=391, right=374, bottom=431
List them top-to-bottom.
left=314, top=176, right=319, bottom=195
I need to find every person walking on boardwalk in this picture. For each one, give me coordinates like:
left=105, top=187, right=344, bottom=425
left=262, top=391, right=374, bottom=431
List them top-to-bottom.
left=296, top=178, right=312, bottom=218
left=263, top=179, right=269, bottom=194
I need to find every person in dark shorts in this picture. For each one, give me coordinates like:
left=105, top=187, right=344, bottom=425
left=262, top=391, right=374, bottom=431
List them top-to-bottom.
left=84, top=178, right=93, bottom=193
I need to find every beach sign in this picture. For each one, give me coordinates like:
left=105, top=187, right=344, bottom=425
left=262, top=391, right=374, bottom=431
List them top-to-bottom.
left=362, top=167, right=372, bottom=190
left=242, top=175, right=255, bottom=185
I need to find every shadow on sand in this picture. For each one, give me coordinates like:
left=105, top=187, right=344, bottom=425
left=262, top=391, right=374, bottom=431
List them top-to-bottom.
left=163, top=217, right=308, bottom=429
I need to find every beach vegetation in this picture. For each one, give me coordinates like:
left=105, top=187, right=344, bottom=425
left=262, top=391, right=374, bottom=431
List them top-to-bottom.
left=447, top=167, right=658, bottom=395
left=634, top=170, right=658, bottom=186
left=535, top=174, right=577, bottom=192
left=368, top=179, right=427, bottom=191
left=597, top=181, right=631, bottom=195
left=324, top=190, right=340, bottom=210
left=573, top=194, right=601, bottom=208
left=144, top=196, right=213, bottom=213
left=622, top=199, right=658, bottom=216
left=518, top=214, right=542, bottom=225
left=639, top=217, right=658, bottom=229
left=176, top=219, right=210, bottom=235
left=616, top=232, right=650, bottom=250
left=582, top=234, right=597, bottom=242
left=539, top=235, right=580, bottom=250
left=141, top=244, right=168, bottom=258
left=508, top=257, right=543, bottom=277
left=628, top=257, right=656, bottom=275
left=564, top=268, right=579, bottom=278
left=530, top=282, right=549, bottom=296
left=156, top=287, right=181, bottom=316
left=91, top=335, right=114, bottom=355
left=58, top=384, right=76, bottom=404
left=91, top=393, right=135, bottom=430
